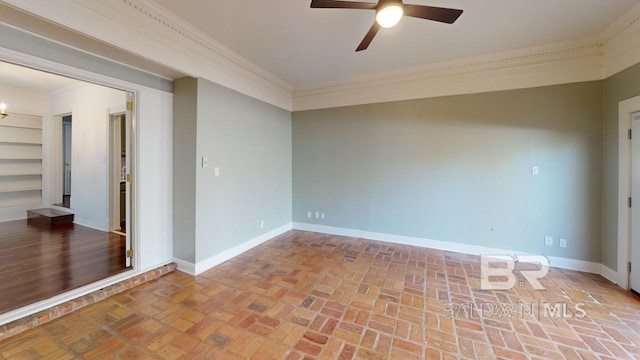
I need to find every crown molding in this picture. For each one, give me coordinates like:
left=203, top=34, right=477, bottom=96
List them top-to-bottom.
left=3, top=0, right=294, bottom=110
left=5, top=0, right=640, bottom=112
left=292, top=1, right=640, bottom=111
left=600, top=1, right=640, bottom=78
left=293, top=38, right=604, bottom=111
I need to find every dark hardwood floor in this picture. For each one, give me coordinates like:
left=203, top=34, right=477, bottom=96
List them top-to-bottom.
left=0, top=219, right=128, bottom=314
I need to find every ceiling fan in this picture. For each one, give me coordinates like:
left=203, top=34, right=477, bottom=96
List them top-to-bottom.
left=310, top=0, right=463, bottom=52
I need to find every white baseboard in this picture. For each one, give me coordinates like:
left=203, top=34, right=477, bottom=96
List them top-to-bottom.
left=74, top=217, right=108, bottom=232
left=174, top=222, right=293, bottom=276
left=292, top=222, right=604, bottom=275
left=173, top=257, right=196, bottom=276
left=600, top=265, right=621, bottom=286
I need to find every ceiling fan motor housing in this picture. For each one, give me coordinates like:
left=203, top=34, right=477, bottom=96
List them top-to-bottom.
left=310, top=0, right=463, bottom=51
left=377, top=0, right=403, bottom=9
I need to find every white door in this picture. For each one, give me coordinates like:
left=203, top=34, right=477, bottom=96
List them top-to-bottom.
left=630, top=111, right=640, bottom=294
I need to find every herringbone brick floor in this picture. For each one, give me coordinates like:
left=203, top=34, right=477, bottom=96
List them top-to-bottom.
left=1, top=230, right=640, bottom=359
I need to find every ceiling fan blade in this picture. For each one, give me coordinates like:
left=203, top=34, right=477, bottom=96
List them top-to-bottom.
left=310, top=0, right=378, bottom=10
left=403, top=5, right=463, bottom=24
left=356, top=22, right=381, bottom=52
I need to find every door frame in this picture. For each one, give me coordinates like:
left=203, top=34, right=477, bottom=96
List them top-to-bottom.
left=617, top=95, right=640, bottom=289
left=107, top=104, right=135, bottom=268
left=108, top=109, right=125, bottom=232
left=51, top=112, right=72, bottom=208
left=62, top=115, right=72, bottom=197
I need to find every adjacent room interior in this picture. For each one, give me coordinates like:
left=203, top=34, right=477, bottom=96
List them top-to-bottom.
left=1, top=0, right=640, bottom=359
left=0, top=61, right=132, bottom=314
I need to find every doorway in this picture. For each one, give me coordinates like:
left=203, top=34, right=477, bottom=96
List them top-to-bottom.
left=0, top=60, right=137, bottom=320
left=619, top=94, right=640, bottom=292
left=109, top=97, right=133, bottom=268
left=631, top=111, right=640, bottom=294
left=109, top=113, right=128, bottom=235
left=54, top=115, right=72, bottom=208
left=62, top=115, right=72, bottom=207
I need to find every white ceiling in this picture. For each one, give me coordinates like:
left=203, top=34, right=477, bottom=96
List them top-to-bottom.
left=152, top=0, right=640, bottom=89
left=0, top=61, right=81, bottom=93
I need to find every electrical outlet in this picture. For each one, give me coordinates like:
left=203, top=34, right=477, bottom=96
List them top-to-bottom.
left=202, top=156, right=209, bottom=168
left=214, top=167, right=220, bottom=177
left=307, top=211, right=312, bottom=218
left=315, top=211, right=320, bottom=219
left=321, top=213, right=325, bottom=220
left=260, top=220, right=264, bottom=229
left=545, top=236, right=553, bottom=246
left=559, top=238, right=567, bottom=248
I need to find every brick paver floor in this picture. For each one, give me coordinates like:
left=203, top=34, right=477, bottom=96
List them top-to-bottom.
left=1, top=230, right=640, bottom=359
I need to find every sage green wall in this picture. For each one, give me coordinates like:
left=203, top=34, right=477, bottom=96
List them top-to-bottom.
left=602, top=62, right=640, bottom=270
left=172, top=77, right=198, bottom=262
left=195, top=79, right=292, bottom=262
left=293, top=82, right=603, bottom=262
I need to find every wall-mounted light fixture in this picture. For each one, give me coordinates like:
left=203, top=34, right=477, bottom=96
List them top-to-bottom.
left=0, top=103, right=7, bottom=120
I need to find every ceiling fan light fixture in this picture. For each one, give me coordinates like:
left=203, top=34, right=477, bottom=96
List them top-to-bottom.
left=376, top=3, right=403, bottom=28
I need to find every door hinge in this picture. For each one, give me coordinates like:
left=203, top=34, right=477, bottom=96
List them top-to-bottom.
left=126, top=101, right=133, bottom=111
left=629, top=129, right=633, bottom=140
left=126, top=173, right=133, bottom=182
left=629, top=197, right=632, bottom=208
left=126, top=249, right=133, bottom=258
left=629, top=261, right=632, bottom=273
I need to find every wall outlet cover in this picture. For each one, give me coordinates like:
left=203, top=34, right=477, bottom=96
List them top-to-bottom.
left=544, top=236, right=553, bottom=246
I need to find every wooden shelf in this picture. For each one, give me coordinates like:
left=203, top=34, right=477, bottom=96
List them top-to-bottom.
left=0, top=124, right=42, bottom=130
left=0, top=140, right=42, bottom=145
left=0, top=156, right=43, bottom=160
left=0, top=172, right=42, bottom=177
left=0, top=187, right=42, bottom=194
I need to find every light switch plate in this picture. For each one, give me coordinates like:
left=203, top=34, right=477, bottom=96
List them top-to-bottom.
left=532, top=166, right=539, bottom=175
left=559, top=238, right=567, bottom=248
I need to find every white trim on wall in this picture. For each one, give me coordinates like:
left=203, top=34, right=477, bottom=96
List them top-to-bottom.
left=4, top=0, right=293, bottom=111
left=5, top=0, right=640, bottom=112
left=601, top=1, right=640, bottom=78
left=293, top=52, right=602, bottom=111
left=617, top=95, right=640, bottom=289
left=73, top=216, right=109, bottom=232
left=174, top=222, right=293, bottom=276
left=293, top=222, right=606, bottom=276
left=172, top=258, right=196, bottom=276
left=601, top=265, right=619, bottom=285
left=0, top=267, right=142, bottom=326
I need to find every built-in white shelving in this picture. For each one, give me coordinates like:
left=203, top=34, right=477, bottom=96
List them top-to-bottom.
left=0, top=114, right=43, bottom=208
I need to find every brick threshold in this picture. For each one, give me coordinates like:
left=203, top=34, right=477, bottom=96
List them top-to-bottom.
left=0, top=262, right=177, bottom=342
